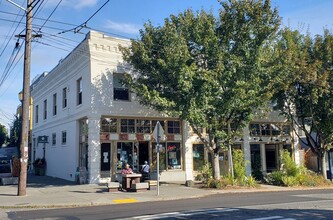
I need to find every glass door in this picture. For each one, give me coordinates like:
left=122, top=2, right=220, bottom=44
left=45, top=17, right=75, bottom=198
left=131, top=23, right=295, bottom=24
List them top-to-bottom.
left=116, top=142, right=138, bottom=172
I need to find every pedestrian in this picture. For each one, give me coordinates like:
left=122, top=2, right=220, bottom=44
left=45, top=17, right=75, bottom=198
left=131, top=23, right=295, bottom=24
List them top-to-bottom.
left=141, top=161, right=150, bottom=181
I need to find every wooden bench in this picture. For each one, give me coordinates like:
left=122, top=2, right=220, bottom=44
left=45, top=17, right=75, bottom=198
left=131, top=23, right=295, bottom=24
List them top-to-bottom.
left=145, top=180, right=157, bottom=190
left=107, top=182, right=120, bottom=192
left=131, top=182, right=149, bottom=192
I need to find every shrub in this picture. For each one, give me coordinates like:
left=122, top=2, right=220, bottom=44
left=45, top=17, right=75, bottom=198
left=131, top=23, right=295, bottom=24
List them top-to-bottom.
left=233, top=149, right=246, bottom=179
left=281, top=150, right=298, bottom=176
left=196, top=163, right=212, bottom=184
left=265, top=171, right=284, bottom=186
left=245, top=176, right=259, bottom=187
left=282, top=176, right=298, bottom=187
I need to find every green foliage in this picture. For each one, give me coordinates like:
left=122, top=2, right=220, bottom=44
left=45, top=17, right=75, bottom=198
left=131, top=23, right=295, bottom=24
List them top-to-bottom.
left=121, top=0, right=281, bottom=179
left=272, top=27, right=333, bottom=177
left=9, top=116, right=21, bottom=148
left=0, top=124, right=8, bottom=147
left=232, top=149, right=246, bottom=179
left=265, top=150, right=331, bottom=187
left=281, top=150, right=298, bottom=176
left=251, top=155, right=264, bottom=181
left=195, top=163, right=212, bottom=184
left=265, top=171, right=284, bottom=186
left=204, top=174, right=259, bottom=189
left=281, top=176, right=298, bottom=187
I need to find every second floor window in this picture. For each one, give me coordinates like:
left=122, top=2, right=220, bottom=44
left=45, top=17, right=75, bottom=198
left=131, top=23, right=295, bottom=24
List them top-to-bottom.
left=113, top=74, right=129, bottom=101
left=77, top=78, right=82, bottom=105
left=62, top=87, right=67, bottom=108
left=53, top=93, right=57, bottom=116
left=43, top=100, right=47, bottom=120
left=35, top=105, right=39, bottom=123
left=167, top=120, right=180, bottom=134
left=62, top=131, right=67, bottom=145
left=52, top=133, right=56, bottom=145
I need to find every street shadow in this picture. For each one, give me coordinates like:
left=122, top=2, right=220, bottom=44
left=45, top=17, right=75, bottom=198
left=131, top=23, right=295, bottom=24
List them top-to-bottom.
left=27, top=174, right=76, bottom=188
left=8, top=206, right=333, bottom=219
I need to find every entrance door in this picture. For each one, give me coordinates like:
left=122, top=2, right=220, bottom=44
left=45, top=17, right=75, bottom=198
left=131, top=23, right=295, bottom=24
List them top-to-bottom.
left=117, top=142, right=138, bottom=172
left=139, top=142, right=149, bottom=166
left=101, top=143, right=111, bottom=178
left=265, top=144, right=278, bottom=172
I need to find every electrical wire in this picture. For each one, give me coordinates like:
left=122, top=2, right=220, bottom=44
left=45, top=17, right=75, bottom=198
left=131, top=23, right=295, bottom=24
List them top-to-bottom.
left=36, top=0, right=63, bottom=33
left=58, top=0, right=110, bottom=35
left=0, top=1, right=25, bottom=58
left=0, top=10, right=78, bottom=28
left=0, top=39, right=24, bottom=88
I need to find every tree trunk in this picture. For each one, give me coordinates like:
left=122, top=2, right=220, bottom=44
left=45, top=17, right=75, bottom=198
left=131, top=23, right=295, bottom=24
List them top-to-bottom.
left=228, top=144, right=234, bottom=178
left=321, top=151, right=327, bottom=179
left=211, top=152, right=220, bottom=180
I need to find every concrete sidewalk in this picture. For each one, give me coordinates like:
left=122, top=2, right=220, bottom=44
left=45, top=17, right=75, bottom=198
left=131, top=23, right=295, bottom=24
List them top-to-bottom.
left=0, top=174, right=330, bottom=209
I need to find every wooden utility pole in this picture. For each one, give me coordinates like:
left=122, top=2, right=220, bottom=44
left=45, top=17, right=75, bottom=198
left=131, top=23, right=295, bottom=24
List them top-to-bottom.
left=18, top=0, right=33, bottom=196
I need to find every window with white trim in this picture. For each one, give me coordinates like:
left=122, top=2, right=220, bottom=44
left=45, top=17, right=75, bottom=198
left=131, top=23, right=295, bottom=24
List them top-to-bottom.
left=113, top=74, right=129, bottom=101
left=77, top=78, right=82, bottom=105
left=62, top=87, right=67, bottom=108
left=53, top=93, right=57, bottom=116
left=43, top=99, right=47, bottom=120
left=35, top=105, right=39, bottom=123
left=62, top=131, right=67, bottom=145
left=52, top=133, right=56, bottom=145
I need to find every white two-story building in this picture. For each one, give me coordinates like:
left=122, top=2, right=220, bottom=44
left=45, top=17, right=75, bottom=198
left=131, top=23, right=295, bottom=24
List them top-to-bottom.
left=30, top=31, right=299, bottom=184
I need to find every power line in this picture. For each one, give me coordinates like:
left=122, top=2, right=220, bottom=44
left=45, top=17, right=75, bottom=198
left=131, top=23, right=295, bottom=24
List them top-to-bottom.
left=36, top=0, right=63, bottom=33
left=58, top=0, right=110, bottom=35
left=0, top=10, right=78, bottom=27
left=0, top=39, right=24, bottom=88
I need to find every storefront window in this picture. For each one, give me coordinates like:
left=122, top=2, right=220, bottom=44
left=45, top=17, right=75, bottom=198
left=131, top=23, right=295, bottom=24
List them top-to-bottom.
left=101, top=118, right=117, bottom=133
left=120, top=119, right=135, bottom=133
left=136, top=119, right=151, bottom=133
left=167, top=120, right=180, bottom=134
left=249, top=123, right=260, bottom=136
left=261, top=124, right=271, bottom=136
left=271, top=124, right=281, bottom=136
left=117, top=142, right=135, bottom=172
left=167, top=142, right=181, bottom=169
left=193, top=144, right=205, bottom=171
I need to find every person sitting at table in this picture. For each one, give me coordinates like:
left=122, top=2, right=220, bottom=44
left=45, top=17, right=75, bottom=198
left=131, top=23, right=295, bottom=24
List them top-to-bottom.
left=121, top=163, right=133, bottom=174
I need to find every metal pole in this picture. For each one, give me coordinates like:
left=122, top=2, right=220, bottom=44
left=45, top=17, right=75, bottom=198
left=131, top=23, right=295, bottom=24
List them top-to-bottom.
left=18, top=0, right=32, bottom=196
left=156, top=121, right=160, bottom=196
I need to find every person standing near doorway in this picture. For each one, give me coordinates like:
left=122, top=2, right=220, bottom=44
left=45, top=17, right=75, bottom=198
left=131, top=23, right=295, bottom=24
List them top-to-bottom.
left=141, top=161, right=150, bottom=181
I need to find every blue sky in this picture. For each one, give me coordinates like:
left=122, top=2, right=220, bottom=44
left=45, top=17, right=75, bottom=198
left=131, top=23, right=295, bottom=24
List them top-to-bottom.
left=0, top=0, right=333, bottom=131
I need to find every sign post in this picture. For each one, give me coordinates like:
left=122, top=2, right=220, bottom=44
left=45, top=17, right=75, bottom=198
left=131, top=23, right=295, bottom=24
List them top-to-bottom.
left=152, top=121, right=164, bottom=196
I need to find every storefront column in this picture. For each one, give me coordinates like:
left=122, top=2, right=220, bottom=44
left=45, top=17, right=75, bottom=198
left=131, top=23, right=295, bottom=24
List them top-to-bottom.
left=87, top=116, right=101, bottom=184
left=243, top=127, right=251, bottom=176
left=260, top=143, right=267, bottom=174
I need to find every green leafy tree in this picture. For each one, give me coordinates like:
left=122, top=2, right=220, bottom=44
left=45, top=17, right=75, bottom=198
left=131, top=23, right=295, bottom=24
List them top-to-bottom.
left=121, top=0, right=280, bottom=179
left=273, top=28, right=333, bottom=178
left=9, top=115, right=22, bottom=148
left=0, top=124, right=8, bottom=147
